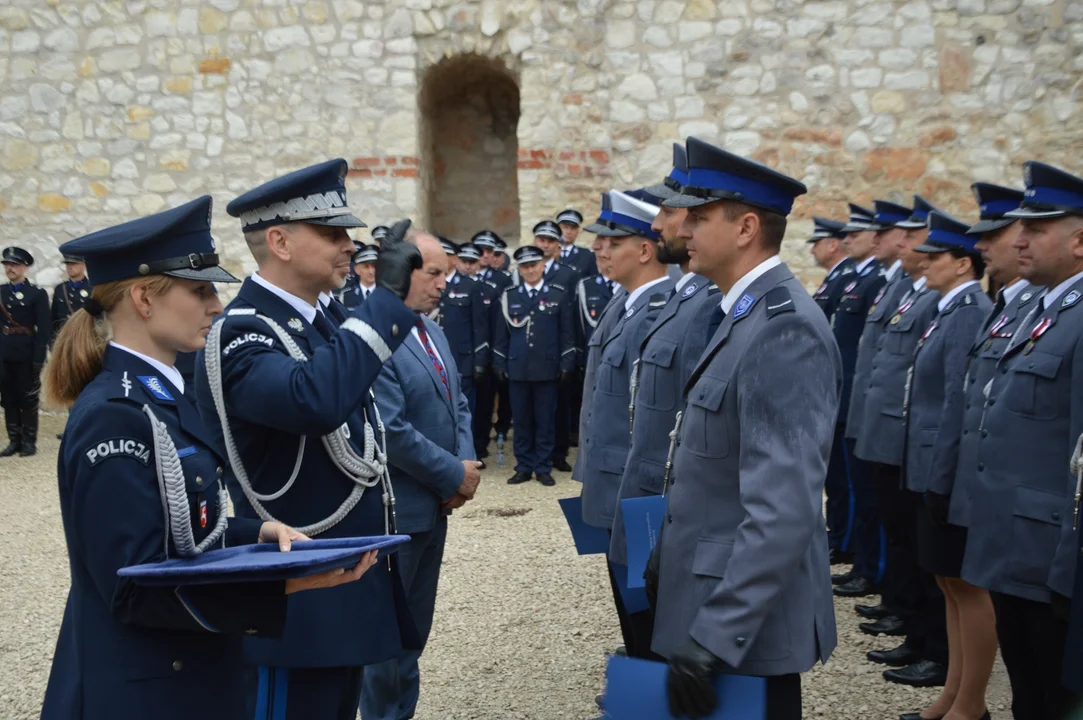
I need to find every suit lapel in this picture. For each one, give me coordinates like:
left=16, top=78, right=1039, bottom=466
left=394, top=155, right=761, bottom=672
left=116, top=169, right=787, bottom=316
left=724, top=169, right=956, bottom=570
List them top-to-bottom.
left=406, top=323, right=454, bottom=414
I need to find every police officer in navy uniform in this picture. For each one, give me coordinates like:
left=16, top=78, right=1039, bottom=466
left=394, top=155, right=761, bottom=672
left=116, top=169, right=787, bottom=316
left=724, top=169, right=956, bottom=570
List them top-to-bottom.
left=645, top=137, right=840, bottom=720
left=193, top=159, right=423, bottom=720
left=965, top=162, right=1083, bottom=719
left=40, top=196, right=376, bottom=720
left=825, top=204, right=887, bottom=594
left=556, top=208, right=599, bottom=276
left=808, top=218, right=856, bottom=323
left=467, top=230, right=508, bottom=461
left=434, top=240, right=489, bottom=414
left=334, top=241, right=364, bottom=307
left=492, top=245, right=576, bottom=487
left=0, top=246, right=50, bottom=458
left=51, top=253, right=92, bottom=340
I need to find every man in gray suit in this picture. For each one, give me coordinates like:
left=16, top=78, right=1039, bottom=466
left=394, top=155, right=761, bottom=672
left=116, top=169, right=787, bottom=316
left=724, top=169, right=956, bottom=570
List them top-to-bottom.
left=645, top=137, right=840, bottom=720
left=964, top=161, right=1083, bottom=719
left=577, top=189, right=674, bottom=658
left=360, top=231, right=481, bottom=720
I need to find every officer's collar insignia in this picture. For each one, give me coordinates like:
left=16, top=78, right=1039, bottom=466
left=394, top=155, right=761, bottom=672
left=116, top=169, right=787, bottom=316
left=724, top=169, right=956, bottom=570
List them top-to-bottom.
left=861, top=265, right=874, bottom=276
left=842, top=266, right=854, bottom=275
left=682, top=283, right=698, bottom=297
left=1064, top=290, right=1082, bottom=308
left=1020, top=292, right=1034, bottom=305
left=732, top=293, right=756, bottom=319
left=626, top=305, right=637, bottom=318
left=288, top=317, right=304, bottom=332
left=121, top=371, right=132, bottom=398
left=138, top=375, right=174, bottom=402
left=176, top=445, right=198, bottom=458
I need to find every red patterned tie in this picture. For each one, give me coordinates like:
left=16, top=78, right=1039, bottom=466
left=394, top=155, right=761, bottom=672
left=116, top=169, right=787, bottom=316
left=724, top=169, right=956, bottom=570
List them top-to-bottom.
left=416, top=319, right=451, bottom=400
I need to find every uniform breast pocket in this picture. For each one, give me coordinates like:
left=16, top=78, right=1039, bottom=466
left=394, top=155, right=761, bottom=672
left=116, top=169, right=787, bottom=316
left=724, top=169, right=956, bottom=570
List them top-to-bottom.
left=885, top=318, right=916, bottom=354
left=639, top=339, right=678, bottom=411
left=597, top=342, right=627, bottom=395
left=1003, top=351, right=1063, bottom=420
left=682, top=380, right=730, bottom=459
left=179, top=449, right=223, bottom=539
left=1010, top=485, right=1067, bottom=587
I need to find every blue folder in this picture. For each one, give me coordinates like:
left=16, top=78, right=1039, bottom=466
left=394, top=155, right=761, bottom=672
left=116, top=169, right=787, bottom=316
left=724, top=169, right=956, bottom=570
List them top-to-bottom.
left=621, top=495, right=667, bottom=589
left=558, top=496, right=611, bottom=555
left=118, top=535, right=410, bottom=586
left=610, top=561, right=649, bottom=614
left=603, top=655, right=767, bottom=720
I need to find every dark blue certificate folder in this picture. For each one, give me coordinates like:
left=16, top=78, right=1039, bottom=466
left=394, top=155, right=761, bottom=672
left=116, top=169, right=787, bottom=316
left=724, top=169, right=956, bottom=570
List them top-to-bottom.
left=621, top=495, right=667, bottom=589
left=559, top=496, right=610, bottom=555
left=604, top=655, right=767, bottom=719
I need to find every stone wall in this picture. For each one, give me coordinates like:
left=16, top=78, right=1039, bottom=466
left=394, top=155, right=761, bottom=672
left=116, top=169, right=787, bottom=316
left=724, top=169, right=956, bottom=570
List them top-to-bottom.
left=1, top=0, right=1082, bottom=290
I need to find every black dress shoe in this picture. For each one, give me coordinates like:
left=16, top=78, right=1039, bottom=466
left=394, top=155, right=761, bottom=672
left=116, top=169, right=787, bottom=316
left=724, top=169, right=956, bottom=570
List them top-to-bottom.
left=56, top=432, right=64, bottom=440
left=0, top=442, right=18, bottom=458
left=18, top=443, right=35, bottom=457
left=552, top=458, right=572, bottom=472
left=476, top=459, right=487, bottom=470
left=507, top=471, right=532, bottom=484
left=536, top=472, right=556, bottom=487
left=829, top=548, right=854, bottom=565
left=832, top=568, right=858, bottom=585
left=834, top=577, right=878, bottom=597
left=856, top=602, right=894, bottom=619
left=860, top=616, right=907, bottom=636
left=867, top=642, right=921, bottom=666
left=613, top=645, right=627, bottom=656
left=884, top=660, right=948, bottom=687
left=898, top=714, right=941, bottom=720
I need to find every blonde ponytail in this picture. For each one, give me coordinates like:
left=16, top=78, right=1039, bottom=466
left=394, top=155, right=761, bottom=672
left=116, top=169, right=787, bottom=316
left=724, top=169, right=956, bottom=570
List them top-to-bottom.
left=44, top=276, right=176, bottom=407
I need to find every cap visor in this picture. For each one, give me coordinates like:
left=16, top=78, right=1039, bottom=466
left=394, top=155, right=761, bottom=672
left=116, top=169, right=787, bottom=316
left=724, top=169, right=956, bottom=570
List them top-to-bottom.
left=643, top=182, right=678, bottom=200
left=662, top=193, right=714, bottom=209
left=1003, top=207, right=1069, bottom=219
left=304, top=212, right=368, bottom=229
left=966, top=218, right=1016, bottom=235
left=895, top=219, right=927, bottom=229
left=584, top=221, right=610, bottom=234
left=841, top=222, right=874, bottom=233
left=594, top=225, right=634, bottom=237
left=913, top=242, right=949, bottom=254
left=515, top=260, right=543, bottom=267
left=165, top=266, right=241, bottom=283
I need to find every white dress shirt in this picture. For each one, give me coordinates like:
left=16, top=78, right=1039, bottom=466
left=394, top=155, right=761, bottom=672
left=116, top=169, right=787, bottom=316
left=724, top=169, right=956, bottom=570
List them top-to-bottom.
left=719, top=255, right=782, bottom=314
left=855, top=256, right=877, bottom=274
left=884, top=259, right=903, bottom=282
left=1043, top=269, right=1083, bottom=307
left=251, top=272, right=319, bottom=324
left=675, top=272, right=696, bottom=293
left=624, top=275, right=671, bottom=312
left=937, top=280, right=981, bottom=312
left=411, top=321, right=446, bottom=368
left=109, top=342, right=185, bottom=395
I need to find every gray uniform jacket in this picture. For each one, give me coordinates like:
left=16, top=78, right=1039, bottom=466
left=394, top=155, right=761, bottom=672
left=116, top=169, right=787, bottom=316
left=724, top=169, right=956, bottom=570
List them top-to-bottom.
left=652, top=263, right=841, bottom=676
left=845, top=271, right=910, bottom=440
left=580, top=276, right=675, bottom=529
left=609, top=276, right=717, bottom=565
left=964, top=276, right=1083, bottom=602
left=951, top=283, right=1041, bottom=527
left=854, top=284, right=940, bottom=466
left=904, top=284, right=992, bottom=496
left=572, top=288, right=627, bottom=483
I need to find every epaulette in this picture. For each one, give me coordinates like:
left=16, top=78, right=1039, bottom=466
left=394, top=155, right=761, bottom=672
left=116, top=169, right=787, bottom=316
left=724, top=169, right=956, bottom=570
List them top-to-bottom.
left=860, top=264, right=875, bottom=277
left=841, top=266, right=855, bottom=275
left=484, top=280, right=497, bottom=290
left=550, top=283, right=566, bottom=292
left=707, top=285, right=722, bottom=296
left=764, top=287, right=795, bottom=318
left=648, top=293, right=668, bottom=310
left=228, top=308, right=257, bottom=316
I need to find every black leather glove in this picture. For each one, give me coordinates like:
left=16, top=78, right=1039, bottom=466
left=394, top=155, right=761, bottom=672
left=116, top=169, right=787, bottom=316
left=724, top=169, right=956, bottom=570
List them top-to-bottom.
left=375, top=219, right=421, bottom=300
left=473, top=366, right=486, bottom=382
left=495, top=370, right=509, bottom=383
left=924, top=491, right=950, bottom=527
left=644, top=540, right=661, bottom=611
left=667, top=638, right=725, bottom=719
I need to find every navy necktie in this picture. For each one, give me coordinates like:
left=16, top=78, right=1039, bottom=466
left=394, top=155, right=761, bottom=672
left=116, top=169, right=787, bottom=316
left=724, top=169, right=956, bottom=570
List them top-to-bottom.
left=707, top=304, right=726, bottom=343
left=312, top=310, right=334, bottom=341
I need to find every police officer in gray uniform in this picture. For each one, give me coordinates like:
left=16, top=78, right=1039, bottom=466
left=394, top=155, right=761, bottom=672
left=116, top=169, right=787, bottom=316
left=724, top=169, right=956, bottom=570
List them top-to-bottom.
left=645, top=137, right=840, bottom=720
left=964, top=161, right=1083, bottom=719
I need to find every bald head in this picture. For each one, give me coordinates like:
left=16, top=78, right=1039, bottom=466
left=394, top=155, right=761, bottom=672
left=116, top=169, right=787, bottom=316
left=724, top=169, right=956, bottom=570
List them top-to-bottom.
left=404, top=230, right=448, bottom=312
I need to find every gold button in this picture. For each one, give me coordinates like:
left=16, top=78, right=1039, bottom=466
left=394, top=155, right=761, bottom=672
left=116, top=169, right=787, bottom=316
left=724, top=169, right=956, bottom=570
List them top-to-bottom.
left=195, top=476, right=204, bottom=487
left=172, top=660, right=183, bottom=671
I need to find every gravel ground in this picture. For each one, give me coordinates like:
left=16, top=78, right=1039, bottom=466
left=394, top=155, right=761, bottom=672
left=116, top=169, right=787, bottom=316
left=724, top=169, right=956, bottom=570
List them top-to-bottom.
left=1, top=414, right=1011, bottom=719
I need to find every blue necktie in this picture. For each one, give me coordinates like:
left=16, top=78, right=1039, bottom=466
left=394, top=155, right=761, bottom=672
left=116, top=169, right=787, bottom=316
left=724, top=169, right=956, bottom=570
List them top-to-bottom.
left=707, top=305, right=726, bottom=343
left=311, top=310, right=334, bottom=341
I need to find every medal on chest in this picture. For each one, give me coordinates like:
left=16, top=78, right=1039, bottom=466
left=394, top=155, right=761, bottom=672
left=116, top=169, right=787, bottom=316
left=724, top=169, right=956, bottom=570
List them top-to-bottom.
left=844, top=280, right=857, bottom=293
left=815, top=282, right=828, bottom=296
left=79, top=289, right=89, bottom=298
left=14, top=292, right=23, bottom=301
left=890, top=299, right=914, bottom=325
left=987, top=314, right=1011, bottom=338
left=1022, top=317, right=1053, bottom=355
left=918, top=320, right=938, bottom=347
left=199, top=498, right=208, bottom=528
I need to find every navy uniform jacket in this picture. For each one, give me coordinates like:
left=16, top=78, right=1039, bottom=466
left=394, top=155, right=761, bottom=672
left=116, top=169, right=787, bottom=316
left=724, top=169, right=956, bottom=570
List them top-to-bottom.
left=560, top=245, right=598, bottom=277
left=812, top=258, right=856, bottom=323
left=832, top=260, right=884, bottom=419
left=653, top=263, right=840, bottom=675
left=478, top=268, right=511, bottom=370
left=844, top=270, right=908, bottom=440
left=436, top=272, right=489, bottom=376
left=334, top=273, right=364, bottom=309
left=576, top=274, right=616, bottom=365
left=580, top=276, right=675, bottom=529
left=610, top=276, right=716, bottom=564
left=964, top=276, right=1083, bottom=603
left=51, top=278, right=93, bottom=338
left=194, top=278, right=420, bottom=668
left=0, top=281, right=50, bottom=363
left=492, top=283, right=576, bottom=382
left=952, top=283, right=1040, bottom=526
left=854, top=284, right=940, bottom=466
left=904, top=284, right=992, bottom=495
left=573, top=287, right=627, bottom=483
left=373, top=315, right=475, bottom=535
left=42, top=347, right=286, bottom=720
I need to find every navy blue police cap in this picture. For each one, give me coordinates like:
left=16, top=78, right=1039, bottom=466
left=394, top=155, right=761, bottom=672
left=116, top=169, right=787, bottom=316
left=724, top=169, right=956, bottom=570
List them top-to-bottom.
left=664, top=136, right=807, bottom=216
left=645, top=143, right=689, bottom=201
left=226, top=158, right=366, bottom=232
left=1005, top=161, right=1083, bottom=219
left=967, top=183, right=1025, bottom=235
left=624, top=187, right=666, bottom=206
left=594, top=190, right=661, bottom=240
left=584, top=191, right=616, bottom=235
left=897, top=195, right=944, bottom=229
left=60, top=196, right=238, bottom=284
left=870, top=200, right=913, bottom=230
left=841, top=203, right=876, bottom=233
left=556, top=209, right=583, bottom=226
left=915, top=211, right=979, bottom=255
left=806, top=217, right=847, bottom=244
left=533, top=220, right=563, bottom=242
left=371, top=225, right=389, bottom=241
left=472, top=230, right=500, bottom=249
left=438, top=236, right=458, bottom=255
left=494, top=237, right=508, bottom=254
left=457, top=243, right=482, bottom=261
left=353, top=244, right=379, bottom=264
left=514, top=245, right=545, bottom=266
left=1, top=246, right=34, bottom=267
left=62, top=253, right=85, bottom=264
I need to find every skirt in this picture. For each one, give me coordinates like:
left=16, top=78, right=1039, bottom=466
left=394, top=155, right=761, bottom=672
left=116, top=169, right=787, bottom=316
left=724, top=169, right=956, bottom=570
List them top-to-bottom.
left=917, top=500, right=968, bottom=578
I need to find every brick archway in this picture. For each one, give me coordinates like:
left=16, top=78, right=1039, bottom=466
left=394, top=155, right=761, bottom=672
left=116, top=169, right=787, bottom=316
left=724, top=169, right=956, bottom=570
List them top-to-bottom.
left=419, top=53, right=521, bottom=244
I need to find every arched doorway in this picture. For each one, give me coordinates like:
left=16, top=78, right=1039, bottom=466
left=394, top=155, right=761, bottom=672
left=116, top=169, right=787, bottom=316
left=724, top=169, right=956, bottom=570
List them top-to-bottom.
left=418, top=54, right=521, bottom=243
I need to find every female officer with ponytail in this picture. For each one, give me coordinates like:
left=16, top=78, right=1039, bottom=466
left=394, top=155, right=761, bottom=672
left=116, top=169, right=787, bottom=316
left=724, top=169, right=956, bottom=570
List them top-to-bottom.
left=40, top=196, right=378, bottom=720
